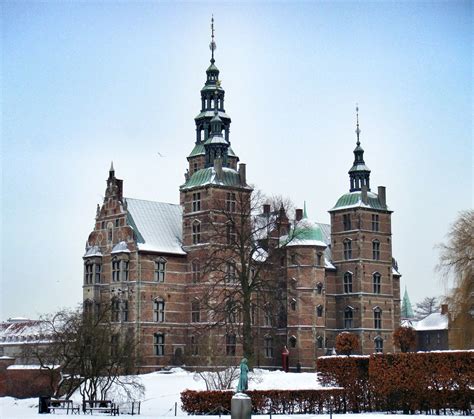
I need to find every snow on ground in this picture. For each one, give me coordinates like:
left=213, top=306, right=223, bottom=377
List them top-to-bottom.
left=0, top=368, right=456, bottom=418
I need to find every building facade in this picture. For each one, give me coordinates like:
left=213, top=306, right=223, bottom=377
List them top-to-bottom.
left=82, top=26, right=401, bottom=371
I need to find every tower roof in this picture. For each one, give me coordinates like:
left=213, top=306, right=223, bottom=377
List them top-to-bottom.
left=348, top=105, right=371, bottom=192
left=401, top=287, right=415, bottom=319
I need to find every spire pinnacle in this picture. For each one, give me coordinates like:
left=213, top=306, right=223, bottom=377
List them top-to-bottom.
left=210, top=15, right=216, bottom=64
left=355, top=104, right=361, bottom=146
left=110, top=161, right=114, bottom=172
left=303, top=201, right=308, bottom=219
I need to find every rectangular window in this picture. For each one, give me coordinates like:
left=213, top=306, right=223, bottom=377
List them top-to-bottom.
left=192, top=192, right=201, bottom=212
left=226, top=192, right=236, bottom=213
left=343, top=214, right=352, bottom=230
left=372, top=214, right=379, bottom=232
left=115, top=219, right=119, bottom=227
left=192, top=222, right=201, bottom=244
left=226, top=222, right=236, bottom=244
left=343, top=240, right=352, bottom=260
left=373, top=241, right=380, bottom=260
left=112, top=260, right=120, bottom=282
left=121, top=260, right=129, bottom=281
left=191, top=260, right=200, bottom=283
left=154, top=261, right=166, bottom=282
left=226, top=262, right=237, bottom=283
left=85, top=263, right=93, bottom=284
left=94, top=264, right=101, bottom=283
left=344, top=273, right=353, bottom=293
left=373, top=273, right=381, bottom=294
left=112, top=300, right=120, bottom=322
left=122, top=300, right=128, bottom=322
left=154, top=300, right=165, bottom=322
left=191, top=301, right=200, bottom=323
left=264, top=307, right=272, bottom=326
left=344, top=309, right=353, bottom=329
left=374, top=310, right=382, bottom=329
left=154, top=333, right=165, bottom=356
left=110, top=334, right=119, bottom=357
left=226, top=334, right=236, bottom=356
left=190, top=335, right=198, bottom=356
left=264, top=337, right=273, bottom=358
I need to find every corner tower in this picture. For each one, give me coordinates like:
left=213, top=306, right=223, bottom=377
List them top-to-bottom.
left=326, top=107, right=401, bottom=354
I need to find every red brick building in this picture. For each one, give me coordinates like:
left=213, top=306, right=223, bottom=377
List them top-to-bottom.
left=82, top=26, right=400, bottom=371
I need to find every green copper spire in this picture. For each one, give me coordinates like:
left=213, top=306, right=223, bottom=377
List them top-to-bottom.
left=303, top=201, right=308, bottom=219
left=401, top=287, right=415, bottom=319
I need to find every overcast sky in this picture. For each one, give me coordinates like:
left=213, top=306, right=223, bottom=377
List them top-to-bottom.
left=1, top=1, right=472, bottom=319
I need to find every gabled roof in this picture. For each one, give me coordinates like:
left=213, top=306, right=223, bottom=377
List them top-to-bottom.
left=125, top=198, right=185, bottom=255
left=412, top=312, right=448, bottom=331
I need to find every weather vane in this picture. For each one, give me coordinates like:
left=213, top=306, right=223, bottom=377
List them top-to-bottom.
left=210, top=15, right=216, bottom=63
left=355, top=103, right=361, bottom=145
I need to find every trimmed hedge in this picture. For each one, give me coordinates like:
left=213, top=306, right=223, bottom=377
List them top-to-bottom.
left=317, top=351, right=473, bottom=415
left=182, top=352, right=473, bottom=415
left=181, top=388, right=346, bottom=414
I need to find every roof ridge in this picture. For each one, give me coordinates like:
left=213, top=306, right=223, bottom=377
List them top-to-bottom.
left=125, top=197, right=180, bottom=207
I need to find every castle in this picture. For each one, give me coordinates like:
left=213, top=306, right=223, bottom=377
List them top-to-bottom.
left=82, top=21, right=401, bottom=371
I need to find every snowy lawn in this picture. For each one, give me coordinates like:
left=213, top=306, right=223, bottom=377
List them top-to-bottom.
left=0, top=368, right=457, bottom=418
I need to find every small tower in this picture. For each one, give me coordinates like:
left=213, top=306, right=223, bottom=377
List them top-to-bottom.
left=327, top=106, right=400, bottom=355
left=349, top=106, right=371, bottom=192
left=401, top=287, right=415, bottom=320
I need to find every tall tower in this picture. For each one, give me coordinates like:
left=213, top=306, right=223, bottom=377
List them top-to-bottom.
left=179, top=18, right=252, bottom=361
left=326, top=107, right=401, bottom=354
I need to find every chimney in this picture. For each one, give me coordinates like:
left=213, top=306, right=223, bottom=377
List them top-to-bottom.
left=214, top=157, right=223, bottom=180
left=239, top=163, right=246, bottom=185
left=361, top=185, right=368, bottom=205
left=378, top=186, right=386, bottom=207
left=263, top=204, right=271, bottom=215
left=295, top=209, right=303, bottom=221
left=441, top=304, right=449, bottom=315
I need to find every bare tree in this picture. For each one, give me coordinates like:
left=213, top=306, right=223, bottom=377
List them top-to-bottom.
left=195, top=189, right=303, bottom=366
left=437, top=210, right=474, bottom=349
left=414, top=296, right=439, bottom=320
left=27, top=304, right=143, bottom=401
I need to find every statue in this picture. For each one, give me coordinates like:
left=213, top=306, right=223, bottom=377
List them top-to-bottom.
left=236, top=358, right=249, bottom=393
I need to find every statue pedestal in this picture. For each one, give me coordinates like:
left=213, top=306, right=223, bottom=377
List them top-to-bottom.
left=231, top=393, right=251, bottom=419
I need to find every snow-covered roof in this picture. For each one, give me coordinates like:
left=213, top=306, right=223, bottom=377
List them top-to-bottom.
left=125, top=198, right=186, bottom=255
left=286, top=238, right=327, bottom=248
left=111, top=241, right=131, bottom=254
left=83, top=245, right=102, bottom=258
left=413, top=312, right=448, bottom=331
left=0, top=319, right=53, bottom=344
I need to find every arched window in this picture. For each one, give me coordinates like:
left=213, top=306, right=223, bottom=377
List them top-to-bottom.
left=192, top=220, right=201, bottom=244
left=343, top=239, right=352, bottom=260
left=372, top=240, right=380, bottom=260
left=154, top=258, right=166, bottom=282
left=191, top=260, right=200, bottom=283
left=343, top=272, right=353, bottom=293
left=373, top=272, right=381, bottom=294
left=316, top=282, right=323, bottom=295
left=290, top=298, right=297, bottom=311
left=153, top=299, right=165, bottom=323
left=191, top=299, right=200, bottom=323
left=317, top=305, right=324, bottom=317
left=344, top=306, right=354, bottom=329
left=374, top=307, right=382, bottom=329
left=264, top=335, right=273, bottom=358
left=289, top=335, right=297, bottom=348
left=316, top=335, right=323, bottom=349
left=374, top=336, right=383, bottom=353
